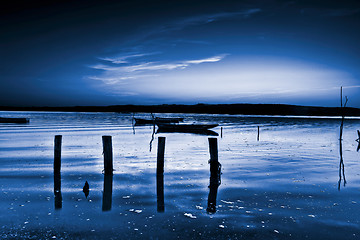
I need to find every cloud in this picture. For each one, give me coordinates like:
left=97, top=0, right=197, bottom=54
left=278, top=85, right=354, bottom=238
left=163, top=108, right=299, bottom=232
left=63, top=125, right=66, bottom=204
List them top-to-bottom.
left=162, top=9, right=262, bottom=32
left=98, top=52, right=161, bottom=64
left=88, top=54, right=227, bottom=86
left=91, top=54, right=227, bottom=73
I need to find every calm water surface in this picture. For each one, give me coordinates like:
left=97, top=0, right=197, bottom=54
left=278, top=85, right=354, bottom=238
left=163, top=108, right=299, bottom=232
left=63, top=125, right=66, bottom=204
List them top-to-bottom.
left=1, top=111, right=360, bottom=239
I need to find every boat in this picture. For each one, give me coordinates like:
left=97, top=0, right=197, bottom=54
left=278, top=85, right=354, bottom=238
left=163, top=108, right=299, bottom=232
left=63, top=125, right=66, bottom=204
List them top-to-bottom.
left=0, top=117, right=29, bottom=123
left=134, top=117, right=184, bottom=125
left=156, top=123, right=218, bottom=131
left=157, top=128, right=218, bottom=136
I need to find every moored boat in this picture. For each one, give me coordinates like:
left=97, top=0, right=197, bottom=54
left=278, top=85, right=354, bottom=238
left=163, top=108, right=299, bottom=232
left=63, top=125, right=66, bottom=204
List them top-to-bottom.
left=0, top=117, right=29, bottom=123
left=134, top=117, right=184, bottom=125
left=156, top=123, right=218, bottom=131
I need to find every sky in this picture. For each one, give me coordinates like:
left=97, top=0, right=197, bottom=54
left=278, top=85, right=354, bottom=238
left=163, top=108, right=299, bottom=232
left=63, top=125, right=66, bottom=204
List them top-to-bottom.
left=1, top=0, right=360, bottom=107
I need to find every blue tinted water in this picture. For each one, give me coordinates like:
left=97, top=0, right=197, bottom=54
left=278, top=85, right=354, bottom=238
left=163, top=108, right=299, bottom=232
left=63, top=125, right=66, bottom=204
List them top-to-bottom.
left=0, top=111, right=360, bottom=239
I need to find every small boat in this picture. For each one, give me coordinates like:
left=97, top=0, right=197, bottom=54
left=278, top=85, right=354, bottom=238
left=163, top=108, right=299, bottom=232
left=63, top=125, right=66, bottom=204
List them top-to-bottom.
left=0, top=117, right=29, bottom=123
left=134, top=117, right=184, bottom=125
left=156, top=123, right=218, bottom=131
left=157, top=128, right=218, bottom=136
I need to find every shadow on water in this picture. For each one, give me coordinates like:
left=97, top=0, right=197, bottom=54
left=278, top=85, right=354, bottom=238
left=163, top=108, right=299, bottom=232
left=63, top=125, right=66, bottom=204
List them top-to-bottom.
left=54, top=173, right=62, bottom=210
left=102, top=174, right=113, bottom=211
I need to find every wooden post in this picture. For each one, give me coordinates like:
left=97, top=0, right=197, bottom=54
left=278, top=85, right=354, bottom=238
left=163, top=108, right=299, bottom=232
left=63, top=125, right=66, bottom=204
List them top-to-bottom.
left=257, top=126, right=260, bottom=141
left=220, top=127, right=223, bottom=138
left=54, top=135, right=62, bottom=174
left=102, top=136, right=113, bottom=175
left=157, top=137, right=165, bottom=212
left=157, top=137, right=165, bottom=175
left=208, top=138, right=218, bottom=163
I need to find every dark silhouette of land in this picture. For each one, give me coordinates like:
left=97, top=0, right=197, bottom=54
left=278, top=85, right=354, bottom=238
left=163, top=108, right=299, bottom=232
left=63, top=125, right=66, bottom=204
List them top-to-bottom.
left=1, top=103, right=360, bottom=116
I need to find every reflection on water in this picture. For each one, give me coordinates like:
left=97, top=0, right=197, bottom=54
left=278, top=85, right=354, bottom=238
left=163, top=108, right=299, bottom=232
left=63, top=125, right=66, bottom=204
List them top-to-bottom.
left=338, top=139, right=346, bottom=190
left=156, top=170, right=165, bottom=212
left=53, top=173, right=62, bottom=210
left=102, top=174, right=113, bottom=211
left=83, top=181, right=89, bottom=198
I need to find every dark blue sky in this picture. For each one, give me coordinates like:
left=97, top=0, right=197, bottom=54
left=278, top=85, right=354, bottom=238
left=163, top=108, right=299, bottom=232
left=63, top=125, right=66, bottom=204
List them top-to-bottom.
left=1, top=0, right=360, bottom=107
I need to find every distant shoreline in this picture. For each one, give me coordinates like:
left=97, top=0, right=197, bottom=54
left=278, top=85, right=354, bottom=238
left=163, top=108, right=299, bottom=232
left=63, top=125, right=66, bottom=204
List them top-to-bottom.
left=1, top=103, right=360, bottom=117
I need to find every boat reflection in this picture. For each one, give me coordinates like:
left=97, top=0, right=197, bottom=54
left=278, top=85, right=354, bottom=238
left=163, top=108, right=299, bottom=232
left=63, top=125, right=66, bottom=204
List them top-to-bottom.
left=54, top=173, right=62, bottom=210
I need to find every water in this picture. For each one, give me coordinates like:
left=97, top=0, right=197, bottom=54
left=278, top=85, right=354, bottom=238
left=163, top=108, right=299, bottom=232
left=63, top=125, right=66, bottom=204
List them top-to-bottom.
left=1, top=111, right=360, bottom=239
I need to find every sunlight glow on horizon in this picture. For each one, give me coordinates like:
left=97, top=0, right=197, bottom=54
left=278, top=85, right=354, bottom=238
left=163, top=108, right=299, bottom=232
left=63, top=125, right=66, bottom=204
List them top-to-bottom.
left=89, top=56, right=356, bottom=104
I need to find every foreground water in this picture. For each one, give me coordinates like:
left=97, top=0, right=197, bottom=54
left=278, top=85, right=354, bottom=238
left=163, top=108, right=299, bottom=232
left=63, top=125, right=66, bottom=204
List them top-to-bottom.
left=1, top=111, right=360, bottom=239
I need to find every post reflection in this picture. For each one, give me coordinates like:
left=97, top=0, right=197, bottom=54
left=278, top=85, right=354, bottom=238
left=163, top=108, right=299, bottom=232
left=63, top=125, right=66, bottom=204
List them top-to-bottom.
left=338, top=139, right=346, bottom=190
left=207, top=161, right=221, bottom=213
left=156, top=171, right=165, bottom=212
left=54, top=173, right=62, bottom=210
left=102, top=174, right=113, bottom=211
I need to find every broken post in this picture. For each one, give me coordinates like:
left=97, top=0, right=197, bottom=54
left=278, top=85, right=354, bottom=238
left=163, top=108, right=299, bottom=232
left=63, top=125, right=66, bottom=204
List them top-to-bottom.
left=54, top=135, right=62, bottom=174
left=102, top=136, right=113, bottom=175
left=157, top=137, right=165, bottom=212
left=207, top=137, right=221, bottom=213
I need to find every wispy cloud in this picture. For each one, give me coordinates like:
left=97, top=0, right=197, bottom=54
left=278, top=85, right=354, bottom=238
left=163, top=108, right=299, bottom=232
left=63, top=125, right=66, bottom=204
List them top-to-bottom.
left=160, top=9, right=261, bottom=32
left=98, top=52, right=161, bottom=64
left=89, top=54, right=228, bottom=85
left=91, top=54, right=227, bottom=73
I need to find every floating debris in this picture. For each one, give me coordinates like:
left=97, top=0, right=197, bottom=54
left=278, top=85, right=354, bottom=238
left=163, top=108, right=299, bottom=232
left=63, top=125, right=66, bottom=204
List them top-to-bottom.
left=184, top=213, right=196, bottom=219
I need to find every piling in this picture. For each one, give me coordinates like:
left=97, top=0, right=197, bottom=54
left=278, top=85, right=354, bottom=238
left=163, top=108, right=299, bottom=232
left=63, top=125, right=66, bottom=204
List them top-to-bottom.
left=257, top=126, right=260, bottom=141
left=221, top=127, right=223, bottom=138
left=54, top=135, right=62, bottom=174
left=102, top=136, right=113, bottom=175
left=157, top=137, right=165, bottom=212
left=157, top=137, right=166, bottom=175
left=208, top=138, right=218, bottom=163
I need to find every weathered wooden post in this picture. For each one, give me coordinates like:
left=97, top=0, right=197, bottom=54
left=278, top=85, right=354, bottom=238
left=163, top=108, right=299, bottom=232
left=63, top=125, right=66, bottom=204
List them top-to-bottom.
left=257, top=126, right=260, bottom=141
left=54, top=135, right=62, bottom=174
left=102, top=136, right=113, bottom=175
left=157, top=137, right=165, bottom=212
left=207, top=137, right=221, bottom=213
left=102, top=174, right=113, bottom=211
